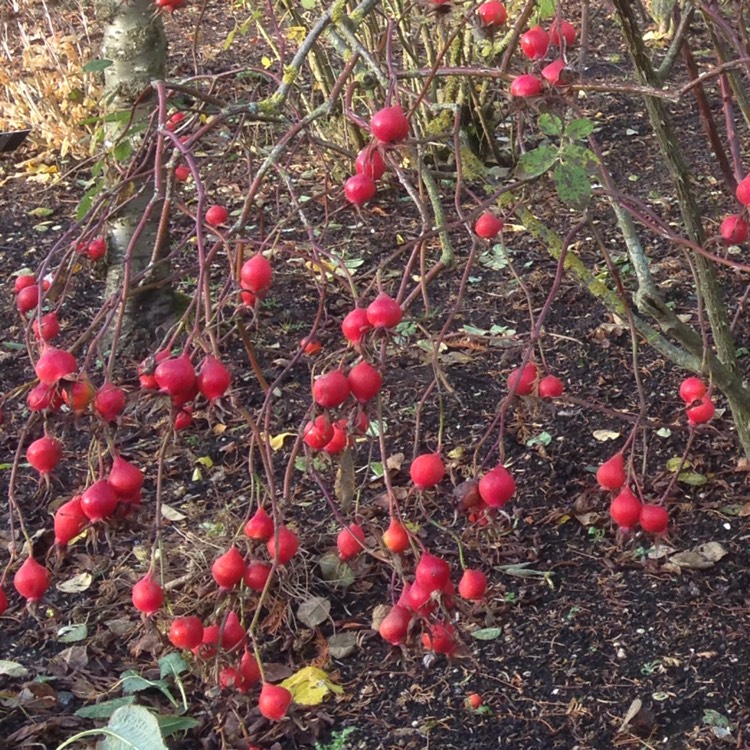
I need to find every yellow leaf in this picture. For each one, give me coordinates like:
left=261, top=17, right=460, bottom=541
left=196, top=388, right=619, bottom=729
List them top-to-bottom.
left=285, top=26, right=307, bottom=44
left=261, top=56, right=273, bottom=69
left=304, top=259, right=336, bottom=280
left=268, top=432, right=295, bottom=451
left=447, top=446, right=464, bottom=460
left=196, top=456, right=214, bottom=468
left=191, top=467, right=202, bottom=481
left=281, top=666, right=344, bottom=706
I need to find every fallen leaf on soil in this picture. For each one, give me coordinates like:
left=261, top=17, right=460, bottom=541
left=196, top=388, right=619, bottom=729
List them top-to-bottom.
left=592, top=429, right=620, bottom=441
left=267, top=432, right=295, bottom=451
left=335, top=448, right=355, bottom=512
left=386, top=452, right=404, bottom=471
left=677, top=471, right=708, bottom=486
left=161, top=504, right=186, bottom=521
left=574, top=512, right=601, bottom=526
left=666, top=542, right=727, bottom=571
left=646, top=544, right=675, bottom=559
left=318, top=552, right=355, bottom=588
left=56, top=571, right=93, bottom=593
left=297, top=597, right=331, bottom=628
left=371, top=603, right=390, bottom=631
left=104, top=618, right=133, bottom=636
left=57, top=623, right=88, bottom=643
left=471, top=627, right=502, bottom=641
left=328, top=632, right=358, bottom=659
left=53, top=645, right=88, bottom=669
left=0, top=659, right=29, bottom=677
left=261, top=663, right=293, bottom=682
left=281, top=665, right=344, bottom=706
left=68, top=675, right=103, bottom=700
left=16, top=681, right=58, bottom=710
left=618, top=698, right=655, bottom=735
left=100, top=705, right=168, bottom=750
left=6, top=715, right=79, bottom=743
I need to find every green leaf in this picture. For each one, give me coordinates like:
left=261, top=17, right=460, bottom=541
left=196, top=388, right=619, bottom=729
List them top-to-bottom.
left=301, top=0, right=316, bottom=8
left=534, top=0, right=555, bottom=20
left=83, top=58, right=113, bottom=73
left=103, top=110, right=133, bottom=124
left=538, top=113, right=563, bottom=137
left=565, top=118, right=594, bottom=140
left=113, top=140, right=132, bottom=162
left=561, top=143, right=599, bottom=170
left=516, top=145, right=558, bottom=178
left=553, top=162, right=592, bottom=210
left=76, top=182, right=103, bottom=222
left=28, top=207, right=54, bottom=218
left=478, top=243, right=508, bottom=271
left=462, top=324, right=488, bottom=336
left=366, top=418, right=385, bottom=437
left=526, top=431, right=552, bottom=447
left=666, top=456, right=690, bottom=472
left=678, top=471, right=708, bottom=486
left=57, top=623, right=88, bottom=643
left=471, top=627, right=502, bottom=641
left=159, top=652, right=189, bottom=680
left=121, top=671, right=169, bottom=695
left=75, top=696, right=136, bottom=719
left=100, top=705, right=168, bottom=750
left=703, top=708, right=732, bottom=729
left=154, top=714, right=200, bottom=738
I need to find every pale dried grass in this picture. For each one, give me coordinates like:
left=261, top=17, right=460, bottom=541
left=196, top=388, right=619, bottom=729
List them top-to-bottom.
left=0, top=0, right=102, bottom=159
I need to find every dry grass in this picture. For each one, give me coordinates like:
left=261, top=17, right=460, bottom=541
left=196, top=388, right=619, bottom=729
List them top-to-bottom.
left=0, top=0, right=102, bottom=159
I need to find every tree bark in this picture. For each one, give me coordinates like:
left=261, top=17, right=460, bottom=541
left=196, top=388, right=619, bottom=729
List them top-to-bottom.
left=97, top=0, right=174, bottom=355
left=611, top=0, right=750, bottom=458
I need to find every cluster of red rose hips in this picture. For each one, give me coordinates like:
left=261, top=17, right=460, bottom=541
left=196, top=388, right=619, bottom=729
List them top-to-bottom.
left=510, top=16, right=577, bottom=96
left=345, top=106, right=409, bottom=207
left=720, top=172, right=750, bottom=244
left=76, top=236, right=106, bottom=261
left=14, top=272, right=52, bottom=318
left=302, top=291, right=402, bottom=453
left=4, top=346, right=138, bottom=610
left=506, top=361, right=565, bottom=399
left=596, top=375, right=720, bottom=538
left=680, top=377, right=714, bottom=425
left=597, top=453, right=669, bottom=535
left=377, top=459, right=493, bottom=655
left=131, top=509, right=296, bottom=720
left=378, top=550, right=488, bottom=656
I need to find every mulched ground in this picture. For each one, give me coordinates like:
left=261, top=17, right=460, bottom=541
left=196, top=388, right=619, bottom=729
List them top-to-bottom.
left=2, top=2, right=750, bottom=749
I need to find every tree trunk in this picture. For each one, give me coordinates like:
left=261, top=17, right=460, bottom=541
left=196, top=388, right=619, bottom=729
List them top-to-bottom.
left=97, top=0, right=174, bottom=356
left=611, top=0, right=750, bottom=458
